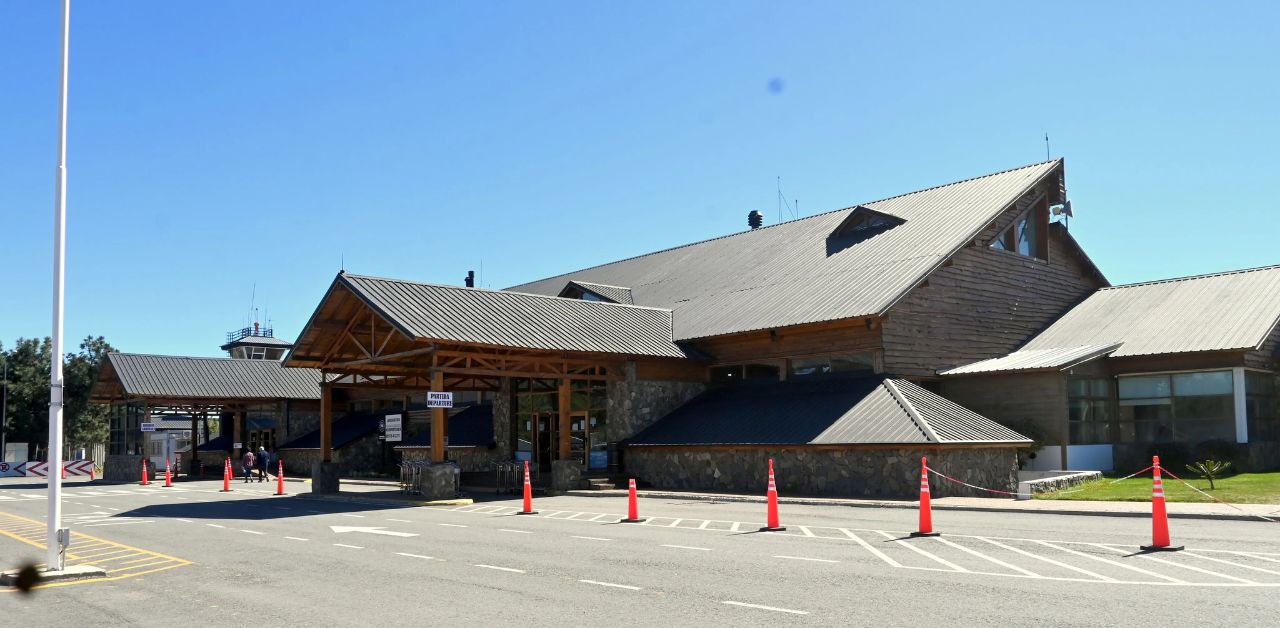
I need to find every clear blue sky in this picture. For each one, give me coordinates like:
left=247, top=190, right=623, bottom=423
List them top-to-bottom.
left=2, top=1, right=1277, bottom=357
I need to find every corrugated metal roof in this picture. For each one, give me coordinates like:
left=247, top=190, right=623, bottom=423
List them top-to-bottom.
left=510, top=160, right=1061, bottom=341
left=1020, top=265, right=1280, bottom=358
left=341, top=273, right=691, bottom=358
left=561, top=281, right=635, bottom=305
left=939, top=343, right=1122, bottom=376
left=106, top=353, right=321, bottom=400
left=626, top=376, right=1030, bottom=446
left=892, top=379, right=1033, bottom=443
left=395, top=403, right=494, bottom=448
left=279, top=412, right=384, bottom=450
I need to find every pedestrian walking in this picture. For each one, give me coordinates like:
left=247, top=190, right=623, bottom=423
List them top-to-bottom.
left=256, top=446, right=269, bottom=482
left=241, top=449, right=255, bottom=483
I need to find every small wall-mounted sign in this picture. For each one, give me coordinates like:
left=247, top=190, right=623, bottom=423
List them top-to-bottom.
left=426, top=392, right=453, bottom=408
left=385, top=414, right=403, bottom=442
left=140, top=422, right=156, bottom=432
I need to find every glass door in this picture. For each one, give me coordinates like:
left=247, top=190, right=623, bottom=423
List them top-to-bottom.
left=569, top=412, right=588, bottom=466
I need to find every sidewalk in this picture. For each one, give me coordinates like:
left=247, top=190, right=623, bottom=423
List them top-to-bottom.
left=562, top=488, right=1280, bottom=522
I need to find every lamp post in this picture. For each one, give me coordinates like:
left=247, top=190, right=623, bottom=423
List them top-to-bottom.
left=47, top=0, right=71, bottom=571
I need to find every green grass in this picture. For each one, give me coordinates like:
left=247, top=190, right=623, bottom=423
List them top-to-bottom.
left=1034, top=471, right=1280, bottom=504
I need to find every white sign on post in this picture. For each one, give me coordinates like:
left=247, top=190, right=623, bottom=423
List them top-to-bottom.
left=426, top=392, right=453, bottom=408
left=385, top=414, right=403, bottom=442
left=140, top=422, right=156, bottom=432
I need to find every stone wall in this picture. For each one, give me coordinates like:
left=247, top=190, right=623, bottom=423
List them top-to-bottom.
left=607, top=362, right=706, bottom=443
left=492, top=378, right=513, bottom=459
left=399, top=446, right=504, bottom=472
left=623, top=446, right=1019, bottom=499
left=103, top=454, right=148, bottom=482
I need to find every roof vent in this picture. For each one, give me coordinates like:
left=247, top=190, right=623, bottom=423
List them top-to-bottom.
left=747, top=210, right=764, bottom=230
left=464, top=270, right=475, bottom=288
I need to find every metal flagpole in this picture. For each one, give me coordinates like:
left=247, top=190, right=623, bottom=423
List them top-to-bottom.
left=48, top=0, right=71, bottom=571
left=2, top=362, right=9, bottom=461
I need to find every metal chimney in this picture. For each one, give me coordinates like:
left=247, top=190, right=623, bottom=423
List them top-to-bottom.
left=748, top=210, right=764, bottom=230
left=465, top=270, right=475, bottom=288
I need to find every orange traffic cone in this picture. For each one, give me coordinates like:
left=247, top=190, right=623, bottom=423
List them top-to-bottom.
left=910, top=456, right=940, bottom=537
left=1140, top=456, right=1183, bottom=552
left=220, top=458, right=232, bottom=492
left=759, top=458, right=786, bottom=532
left=140, top=460, right=150, bottom=486
left=163, top=460, right=173, bottom=487
left=275, top=460, right=286, bottom=496
left=516, top=460, right=538, bottom=515
left=61, top=463, right=66, bottom=480
left=620, top=478, right=644, bottom=523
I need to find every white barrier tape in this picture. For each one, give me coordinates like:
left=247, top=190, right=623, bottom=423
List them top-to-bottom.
left=1041, top=465, right=1153, bottom=496
left=926, top=468, right=1017, bottom=497
left=1159, top=468, right=1280, bottom=524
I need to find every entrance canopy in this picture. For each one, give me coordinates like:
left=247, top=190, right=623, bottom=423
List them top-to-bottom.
left=285, top=272, right=704, bottom=467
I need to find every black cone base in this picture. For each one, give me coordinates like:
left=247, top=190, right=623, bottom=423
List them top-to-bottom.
left=515, top=510, right=539, bottom=515
left=620, top=518, right=645, bottom=523
left=758, top=526, right=787, bottom=532
left=909, top=531, right=941, bottom=537
left=1140, top=544, right=1184, bottom=552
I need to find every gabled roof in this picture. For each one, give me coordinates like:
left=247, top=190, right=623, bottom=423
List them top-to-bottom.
left=510, top=160, right=1063, bottom=340
left=1019, top=264, right=1280, bottom=358
left=335, top=273, right=693, bottom=359
left=558, top=281, right=635, bottom=305
left=939, top=343, right=1122, bottom=376
left=93, top=353, right=321, bottom=402
left=626, top=377, right=1030, bottom=446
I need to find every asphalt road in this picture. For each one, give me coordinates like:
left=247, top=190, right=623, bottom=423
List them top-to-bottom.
left=2, top=477, right=1278, bottom=626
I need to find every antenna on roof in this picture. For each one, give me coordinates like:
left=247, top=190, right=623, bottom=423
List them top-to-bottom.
left=1045, top=133, right=1050, bottom=161
left=776, top=177, right=798, bottom=221
left=340, top=253, right=345, bottom=273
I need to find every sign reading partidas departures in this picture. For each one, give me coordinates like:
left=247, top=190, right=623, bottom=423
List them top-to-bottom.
left=426, top=392, right=453, bottom=408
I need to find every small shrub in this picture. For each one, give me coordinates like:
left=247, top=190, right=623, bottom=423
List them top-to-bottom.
left=1186, top=459, right=1233, bottom=490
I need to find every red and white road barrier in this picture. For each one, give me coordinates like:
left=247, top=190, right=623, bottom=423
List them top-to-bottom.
left=910, top=456, right=939, bottom=537
left=1140, top=456, right=1183, bottom=552
left=759, top=458, right=786, bottom=532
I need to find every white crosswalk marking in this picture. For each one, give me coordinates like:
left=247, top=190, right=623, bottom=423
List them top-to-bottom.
left=876, top=530, right=968, bottom=572
left=935, top=537, right=1040, bottom=577
left=977, top=537, right=1115, bottom=582
left=1033, top=541, right=1185, bottom=583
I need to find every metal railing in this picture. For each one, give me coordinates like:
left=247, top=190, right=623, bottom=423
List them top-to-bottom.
left=400, top=460, right=462, bottom=497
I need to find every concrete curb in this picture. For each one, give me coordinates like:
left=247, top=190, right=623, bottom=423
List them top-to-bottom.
left=562, top=489, right=1274, bottom=523
left=295, top=493, right=473, bottom=508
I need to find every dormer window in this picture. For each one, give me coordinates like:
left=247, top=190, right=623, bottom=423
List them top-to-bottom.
left=990, top=197, right=1048, bottom=260
left=827, top=206, right=905, bottom=255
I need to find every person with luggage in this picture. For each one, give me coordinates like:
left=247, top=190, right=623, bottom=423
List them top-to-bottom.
left=242, top=449, right=255, bottom=483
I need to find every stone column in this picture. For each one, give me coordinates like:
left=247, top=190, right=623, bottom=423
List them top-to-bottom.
left=492, top=377, right=512, bottom=460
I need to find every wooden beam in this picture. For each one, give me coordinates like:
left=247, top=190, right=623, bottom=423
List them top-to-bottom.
left=331, top=345, right=437, bottom=368
left=431, top=370, right=446, bottom=463
left=558, top=379, right=571, bottom=460
left=320, top=383, right=333, bottom=463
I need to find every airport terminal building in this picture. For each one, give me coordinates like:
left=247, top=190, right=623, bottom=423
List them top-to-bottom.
left=97, top=159, right=1279, bottom=496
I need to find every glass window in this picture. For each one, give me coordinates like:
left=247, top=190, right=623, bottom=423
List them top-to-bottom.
left=1016, top=216, right=1038, bottom=257
left=788, top=353, right=878, bottom=378
left=711, top=363, right=781, bottom=384
left=1115, top=371, right=1236, bottom=444
left=1173, top=371, right=1233, bottom=396
left=1246, top=371, right=1279, bottom=442
left=1119, top=376, right=1172, bottom=399
left=1068, top=377, right=1113, bottom=445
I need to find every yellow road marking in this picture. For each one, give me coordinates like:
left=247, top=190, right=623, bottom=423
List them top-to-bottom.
left=0, top=511, right=191, bottom=589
